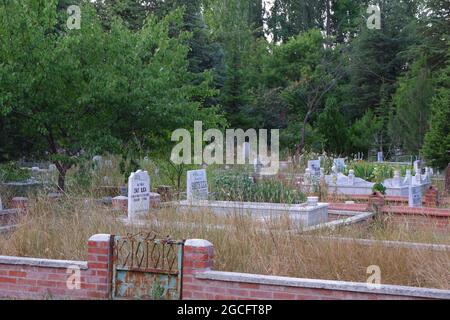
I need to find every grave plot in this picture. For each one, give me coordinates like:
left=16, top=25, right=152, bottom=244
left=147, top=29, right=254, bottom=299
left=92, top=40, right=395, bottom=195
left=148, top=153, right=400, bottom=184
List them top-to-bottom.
left=0, top=193, right=449, bottom=292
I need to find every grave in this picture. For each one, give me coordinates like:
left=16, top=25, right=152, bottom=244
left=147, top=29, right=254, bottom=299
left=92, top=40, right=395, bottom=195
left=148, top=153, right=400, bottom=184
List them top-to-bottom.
left=377, top=152, right=384, bottom=163
left=301, top=159, right=432, bottom=197
left=307, top=160, right=321, bottom=178
left=186, top=169, right=209, bottom=201
left=127, top=170, right=151, bottom=220
left=180, top=171, right=328, bottom=228
left=409, top=185, right=422, bottom=208
left=177, top=198, right=329, bottom=228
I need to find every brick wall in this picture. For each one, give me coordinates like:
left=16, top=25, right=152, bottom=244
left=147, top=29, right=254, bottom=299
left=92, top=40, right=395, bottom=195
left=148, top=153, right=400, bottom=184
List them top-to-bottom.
left=0, top=234, right=112, bottom=300
left=1, top=235, right=449, bottom=300
left=182, top=239, right=450, bottom=300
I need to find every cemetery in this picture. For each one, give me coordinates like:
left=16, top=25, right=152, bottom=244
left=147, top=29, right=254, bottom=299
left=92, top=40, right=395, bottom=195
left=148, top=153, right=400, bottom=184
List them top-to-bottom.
left=0, top=0, right=449, bottom=302
left=0, top=153, right=449, bottom=300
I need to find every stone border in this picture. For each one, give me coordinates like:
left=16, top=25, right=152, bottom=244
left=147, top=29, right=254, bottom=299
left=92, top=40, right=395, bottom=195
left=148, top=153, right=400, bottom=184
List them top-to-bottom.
left=303, top=212, right=374, bottom=232
left=0, top=255, right=88, bottom=270
left=196, top=271, right=450, bottom=300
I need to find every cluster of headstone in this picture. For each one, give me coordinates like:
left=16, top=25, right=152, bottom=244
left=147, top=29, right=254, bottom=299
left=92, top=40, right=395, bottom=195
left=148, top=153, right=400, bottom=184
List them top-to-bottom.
left=303, top=158, right=435, bottom=208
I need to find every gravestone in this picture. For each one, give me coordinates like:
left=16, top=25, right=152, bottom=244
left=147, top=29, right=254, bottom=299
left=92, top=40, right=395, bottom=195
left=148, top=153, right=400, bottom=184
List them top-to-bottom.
left=243, top=142, right=250, bottom=164
left=377, top=152, right=384, bottom=163
left=93, top=156, right=103, bottom=169
left=253, top=157, right=263, bottom=174
left=333, top=158, right=346, bottom=173
left=307, top=160, right=321, bottom=178
left=414, top=160, right=422, bottom=175
left=187, top=169, right=208, bottom=201
left=127, top=170, right=151, bottom=220
left=348, top=170, right=355, bottom=186
left=408, top=184, right=422, bottom=208
left=0, top=197, right=2, bottom=210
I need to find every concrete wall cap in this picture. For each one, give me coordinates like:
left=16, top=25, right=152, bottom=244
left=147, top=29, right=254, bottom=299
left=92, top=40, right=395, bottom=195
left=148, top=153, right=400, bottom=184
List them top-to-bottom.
left=88, top=234, right=111, bottom=242
left=185, top=239, right=213, bottom=248
left=0, top=255, right=88, bottom=270
left=196, top=271, right=450, bottom=299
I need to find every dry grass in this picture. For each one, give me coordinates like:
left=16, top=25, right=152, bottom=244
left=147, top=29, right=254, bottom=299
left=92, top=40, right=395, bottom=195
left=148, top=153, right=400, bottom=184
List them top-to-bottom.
left=0, top=194, right=449, bottom=290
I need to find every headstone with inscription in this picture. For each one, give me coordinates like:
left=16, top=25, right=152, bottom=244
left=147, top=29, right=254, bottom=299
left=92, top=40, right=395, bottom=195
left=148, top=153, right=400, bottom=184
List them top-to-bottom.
left=307, top=160, right=321, bottom=178
left=187, top=169, right=209, bottom=202
left=127, top=170, right=151, bottom=220
left=408, top=185, right=422, bottom=208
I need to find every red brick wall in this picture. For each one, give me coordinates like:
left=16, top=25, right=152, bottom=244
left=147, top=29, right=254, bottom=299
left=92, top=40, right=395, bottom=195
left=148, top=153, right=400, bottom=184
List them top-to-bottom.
left=0, top=234, right=112, bottom=300
left=1, top=235, right=448, bottom=300
left=182, top=240, right=448, bottom=300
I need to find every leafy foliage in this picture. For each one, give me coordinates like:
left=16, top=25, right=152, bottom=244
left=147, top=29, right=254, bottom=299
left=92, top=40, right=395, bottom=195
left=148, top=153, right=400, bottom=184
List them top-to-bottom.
left=213, top=172, right=305, bottom=204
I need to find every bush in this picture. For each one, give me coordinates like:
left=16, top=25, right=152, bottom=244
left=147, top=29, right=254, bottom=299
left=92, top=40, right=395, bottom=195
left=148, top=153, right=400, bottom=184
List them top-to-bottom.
left=0, top=162, right=31, bottom=183
left=213, top=172, right=306, bottom=204
left=372, top=183, right=387, bottom=195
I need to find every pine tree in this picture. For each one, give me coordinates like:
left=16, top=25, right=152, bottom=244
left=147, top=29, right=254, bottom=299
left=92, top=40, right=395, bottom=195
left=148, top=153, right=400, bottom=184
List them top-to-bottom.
left=422, top=60, right=450, bottom=169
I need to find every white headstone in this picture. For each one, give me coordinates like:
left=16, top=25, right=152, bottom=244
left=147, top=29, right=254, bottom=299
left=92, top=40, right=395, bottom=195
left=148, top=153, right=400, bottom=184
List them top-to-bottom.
left=243, top=142, right=250, bottom=164
left=377, top=152, right=384, bottom=163
left=93, top=156, right=103, bottom=169
left=333, top=158, right=346, bottom=172
left=307, top=160, right=321, bottom=177
left=413, top=160, right=421, bottom=175
left=49, top=164, right=57, bottom=172
left=304, top=168, right=312, bottom=185
left=187, top=169, right=208, bottom=201
left=348, top=169, right=355, bottom=186
left=404, top=169, right=412, bottom=185
left=127, top=170, right=151, bottom=220
left=393, top=170, right=401, bottom=187
left=408, top=185, right=422, bottom=208
left=0, top=197, right=2, bottom=211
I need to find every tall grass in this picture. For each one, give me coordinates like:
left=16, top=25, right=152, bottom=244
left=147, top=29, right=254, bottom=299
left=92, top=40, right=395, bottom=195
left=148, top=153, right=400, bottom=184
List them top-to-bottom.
left=0, top=194, right=448, bottom=290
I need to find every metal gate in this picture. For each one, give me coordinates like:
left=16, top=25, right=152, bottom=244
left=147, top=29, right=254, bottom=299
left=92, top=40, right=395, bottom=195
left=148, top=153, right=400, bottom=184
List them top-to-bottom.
left=111, top=232, right=185, bottom=300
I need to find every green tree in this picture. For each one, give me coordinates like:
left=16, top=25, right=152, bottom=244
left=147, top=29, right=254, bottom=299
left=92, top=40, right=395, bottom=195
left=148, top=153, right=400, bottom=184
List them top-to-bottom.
left=0, top=0, right=223, bottom=190
left=389, top=58, right=435, bottom=154
left=422, top=60, right=450, bottom=169
left=316, top=97, right=349, bottom=155
left=348, top=109, right=383, bottom=155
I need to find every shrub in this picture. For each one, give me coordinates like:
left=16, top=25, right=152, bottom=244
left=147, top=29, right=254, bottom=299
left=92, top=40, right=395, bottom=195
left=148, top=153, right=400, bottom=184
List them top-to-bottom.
left=0, top=162, right=31, bottom=183
left=213, top=172, right=306, bottom=204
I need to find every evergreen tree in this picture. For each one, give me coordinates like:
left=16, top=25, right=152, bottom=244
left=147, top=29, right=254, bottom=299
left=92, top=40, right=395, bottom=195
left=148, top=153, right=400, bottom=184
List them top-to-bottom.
left=422, top=57, right=450, bottom=169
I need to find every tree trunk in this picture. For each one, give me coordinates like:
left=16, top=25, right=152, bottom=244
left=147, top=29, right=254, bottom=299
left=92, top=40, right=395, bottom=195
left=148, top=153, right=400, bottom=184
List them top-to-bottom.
left=296, top=111, right=312, bottom=158
left=55, top=163, right=67, bottom=192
